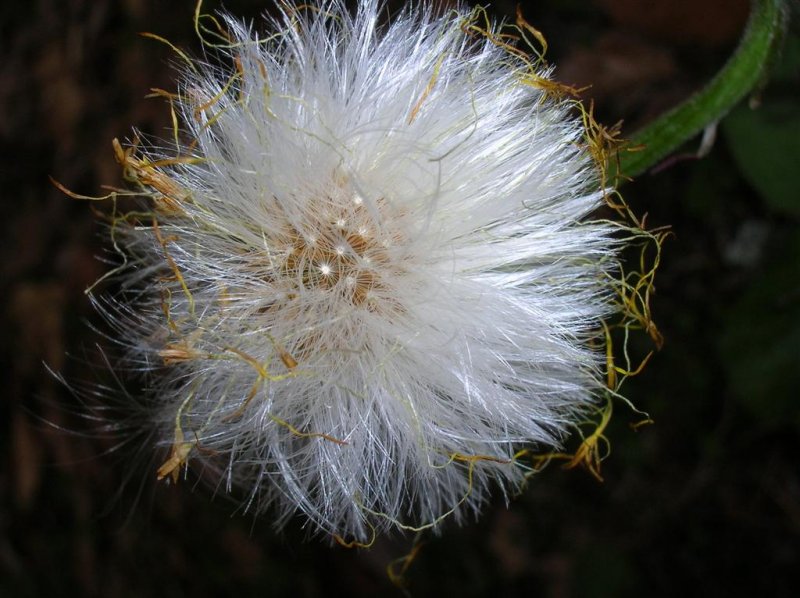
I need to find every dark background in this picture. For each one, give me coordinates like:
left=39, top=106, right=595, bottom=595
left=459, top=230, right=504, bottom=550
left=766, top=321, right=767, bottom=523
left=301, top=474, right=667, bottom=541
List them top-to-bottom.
left=2, top=0, right=799, bottom=596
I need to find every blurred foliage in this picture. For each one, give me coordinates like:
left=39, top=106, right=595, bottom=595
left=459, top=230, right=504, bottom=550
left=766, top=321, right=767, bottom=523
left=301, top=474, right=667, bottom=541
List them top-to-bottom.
left=2, top=1, right=799, bottom=597
left=718, top=30, right=800, bottom=426
left=723, top=34, right=800, bottom=216
left=718, top=228, right=800, bottom=427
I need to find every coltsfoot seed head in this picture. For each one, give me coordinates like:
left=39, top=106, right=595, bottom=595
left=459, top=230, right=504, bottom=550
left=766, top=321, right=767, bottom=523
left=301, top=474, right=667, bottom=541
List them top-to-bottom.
left=95, top=0, right=633, bottom=541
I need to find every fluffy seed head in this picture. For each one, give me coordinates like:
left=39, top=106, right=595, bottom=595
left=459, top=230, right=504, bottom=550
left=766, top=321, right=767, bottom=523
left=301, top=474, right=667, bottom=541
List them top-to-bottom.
left=97, top=1, right=631, bottom=541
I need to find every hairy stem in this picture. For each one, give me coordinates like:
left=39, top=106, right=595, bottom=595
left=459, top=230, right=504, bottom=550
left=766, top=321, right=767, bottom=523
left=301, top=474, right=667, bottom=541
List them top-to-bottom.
left=616, top=0, right=788, bottom=179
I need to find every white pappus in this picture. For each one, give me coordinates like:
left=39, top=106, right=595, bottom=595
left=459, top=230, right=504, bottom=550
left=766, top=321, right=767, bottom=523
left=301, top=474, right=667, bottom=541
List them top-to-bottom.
left=98, top=0, right=626, bottom=542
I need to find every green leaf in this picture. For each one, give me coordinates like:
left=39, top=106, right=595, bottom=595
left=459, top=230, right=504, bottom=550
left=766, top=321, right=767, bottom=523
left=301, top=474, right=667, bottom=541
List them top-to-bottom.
left=722, top=34, right=800, bottom=216
left=723, top=99, right=800, bottom=215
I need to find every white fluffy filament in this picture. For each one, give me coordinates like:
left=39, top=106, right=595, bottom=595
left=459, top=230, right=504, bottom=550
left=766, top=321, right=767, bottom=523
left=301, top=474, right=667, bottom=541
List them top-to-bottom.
left=101, top=0, right=620, bottom=541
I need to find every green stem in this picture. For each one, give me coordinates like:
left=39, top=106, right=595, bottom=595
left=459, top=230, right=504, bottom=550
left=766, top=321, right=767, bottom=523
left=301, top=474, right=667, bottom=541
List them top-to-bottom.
left=616, top=0, right=788, bottom=179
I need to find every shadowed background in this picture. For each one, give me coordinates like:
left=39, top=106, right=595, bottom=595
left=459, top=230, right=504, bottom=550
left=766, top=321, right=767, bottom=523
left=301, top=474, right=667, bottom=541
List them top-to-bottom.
left=2, top=0, right=798, bottom=596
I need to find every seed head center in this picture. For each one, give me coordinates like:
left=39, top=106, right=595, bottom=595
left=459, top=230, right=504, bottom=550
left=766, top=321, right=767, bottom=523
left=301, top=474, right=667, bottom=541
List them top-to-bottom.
left=276, top=188, right=404, bottom=310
